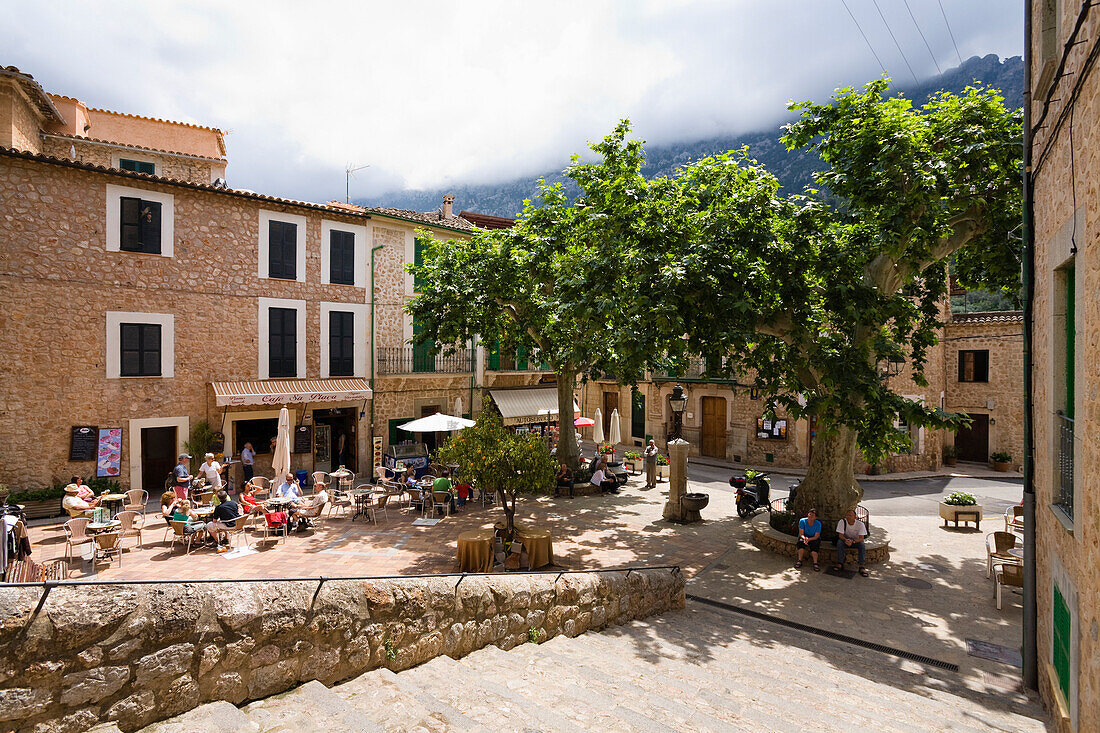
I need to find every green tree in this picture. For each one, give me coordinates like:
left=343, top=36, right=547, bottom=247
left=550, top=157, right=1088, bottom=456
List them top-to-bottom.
left=642, top=80, right=1022, bottom=522
left=408, top=123, right=682, bottom=469
left=436, top=399, right=555, bottom=537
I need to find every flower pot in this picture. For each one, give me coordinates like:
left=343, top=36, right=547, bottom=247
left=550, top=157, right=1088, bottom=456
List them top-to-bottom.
left=943, top=457, right=957, bottom=467
left=623, top=460, right=642, bottom=474
left=993, top=461, right=1010, bottom=472
left=681, top=493, right=710, bottom=512
left=939, top=501, right=982, bottom=529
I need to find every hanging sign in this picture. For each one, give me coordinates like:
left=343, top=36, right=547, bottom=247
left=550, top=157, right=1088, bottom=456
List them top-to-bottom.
left=96, top=428, right=123, bottom=477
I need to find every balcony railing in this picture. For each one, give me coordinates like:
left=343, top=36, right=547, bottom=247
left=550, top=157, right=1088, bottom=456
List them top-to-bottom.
left=377, top=346, right=473, bottom=375
left=653, top=356, right=736, bottom=382
left=1056, top=411, right=1074, bottom=519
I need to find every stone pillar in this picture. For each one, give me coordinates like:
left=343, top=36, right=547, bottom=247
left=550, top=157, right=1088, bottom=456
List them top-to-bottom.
left=662, top=439, right=689, bottom=522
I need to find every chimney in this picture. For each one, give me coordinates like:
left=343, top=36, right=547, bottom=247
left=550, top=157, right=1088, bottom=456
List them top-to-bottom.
left=442, top=194, right=454, bottom=219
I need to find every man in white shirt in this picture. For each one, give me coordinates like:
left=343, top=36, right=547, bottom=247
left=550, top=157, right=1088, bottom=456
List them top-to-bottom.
left=198, top=453, right=224, bottom=490
left=589, top=467, right=618, bottom=495
left=834, top=509, right=869, bottom=576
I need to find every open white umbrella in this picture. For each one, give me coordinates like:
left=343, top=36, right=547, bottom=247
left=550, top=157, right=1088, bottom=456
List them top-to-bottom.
left=271, top=407, right=292, bottom=479
left=593, top=408, right=604, bottom=443
left=609, top=408, right=622, bottom=446
left=398, top=413, right=476, bottom=433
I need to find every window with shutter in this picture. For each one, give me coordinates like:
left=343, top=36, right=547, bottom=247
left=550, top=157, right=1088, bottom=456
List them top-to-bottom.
left=119, top=159, right=155, bottom=175
left=119, top=197, right=162, bottom=254
left=140, top=200, right=162, bottom=254
left=268, top=221, right=297, bottom=280
left=330, top=230, right=355, bottom=285
left=414, top=237, right=425, bottom=290
left=269, top=307, right=297, bottom=377
left=329, top=311, right=355, bottom=376
left=412, top=319, right=434, bottom=373
left=119, top=323, right=162, bottom=376
left=488, top=340, right=500, bottom=370
left=515, top=346, right=528, bottom=371
left=957, top=350, right=989, bottom=383
left=631, top=389, right=646, bottom=439
left=1052, top=584, right=1072, bottom=705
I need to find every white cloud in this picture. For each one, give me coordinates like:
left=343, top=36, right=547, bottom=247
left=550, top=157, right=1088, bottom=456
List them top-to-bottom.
left=1, top=0, right=1021, bottom=202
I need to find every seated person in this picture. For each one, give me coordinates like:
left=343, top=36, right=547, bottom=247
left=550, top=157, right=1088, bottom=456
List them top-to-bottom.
left=555, top=462, right=575, bottom=498
left=589, top=467, right=618, bottom=495
left=433, top=470, right=457, bottom=513
left=275, top=473, right=304, bottom=503
left=72, top=476, right=95, bottom=502
left=62, top=483, right=100, bottom=518
left=238, top=486, right=261, bottom=513
left=294, top=486, right=328, bottom=530
left=207, top=490, right=241, bottom=550
left=160, top=491, right=180, bottom=525
left=170, top=500, right=207, bottom=540
left=795, top=508, right=822, bottom=571
left=834, top=509, right=869, bottom=576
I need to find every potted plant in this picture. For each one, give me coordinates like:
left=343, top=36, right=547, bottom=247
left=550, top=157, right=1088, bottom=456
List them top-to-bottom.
left=597, top=442, right=615, bottom=456
left=942, top=445, right=957, bottom=467
left=622, top=450, right=643, bottom=473
left=991, top=451, right=1012, bottom=472
left=655, top=454, right=670, bottom=480
left=8, top=481, right=67, bottom=520
left=938, top=490, right=982, bottom=529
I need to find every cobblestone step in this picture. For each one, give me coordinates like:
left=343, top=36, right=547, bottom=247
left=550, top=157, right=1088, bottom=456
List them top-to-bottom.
left=334, top=666, right=476, bottom=732
left=239, top=679, right=382, bottom=733
left=138, top=701, right=257, bottom=733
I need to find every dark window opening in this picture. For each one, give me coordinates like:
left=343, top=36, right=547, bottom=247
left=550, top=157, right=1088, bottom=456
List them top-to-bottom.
left=119, top=159, right=155, bottom=175
left=119, top=196, right=162, bottom=254
left=268, top=220, right=297, bottom=280
left=330, top=229, right=355, bottom=285
left=269, top=307, right=298, bottom=377
left=329, top=310, right=355, bottom=377
left=120, top=323, right=162, bottom=377
left=957, top=350, right=989, bottom=383
left=235, top=418, right=278, bottom=455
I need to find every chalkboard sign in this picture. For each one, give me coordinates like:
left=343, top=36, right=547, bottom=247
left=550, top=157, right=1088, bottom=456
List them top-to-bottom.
left=293, top=425, right=311, bottom=454
left=70, top=426, right=98, bottom=461
left=211, top=431, right=225, bottom=452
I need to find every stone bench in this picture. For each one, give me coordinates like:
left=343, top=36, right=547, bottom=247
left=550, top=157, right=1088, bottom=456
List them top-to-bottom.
left=750, top=512, right=891, bottom=564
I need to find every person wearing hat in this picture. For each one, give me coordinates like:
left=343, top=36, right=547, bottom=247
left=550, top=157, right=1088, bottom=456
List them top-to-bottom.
left=173, top=453, right=193, bottom=501
left=62, top=483, right=100, bottom=518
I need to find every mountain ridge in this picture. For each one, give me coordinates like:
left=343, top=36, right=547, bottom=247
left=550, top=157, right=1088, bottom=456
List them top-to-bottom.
left=362, top=54, right=1023, bottom=219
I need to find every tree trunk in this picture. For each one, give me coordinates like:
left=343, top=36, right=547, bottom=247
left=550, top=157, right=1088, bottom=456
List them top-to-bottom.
left=555, top=371, right=580, bottom=470
left=793, top=424, right=863, bottom=526
left=499, top=489, right=515, bottom=539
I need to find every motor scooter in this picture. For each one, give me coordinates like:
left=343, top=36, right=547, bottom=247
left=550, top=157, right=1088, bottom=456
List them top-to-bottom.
left=730, top=471, right=771, bottom=518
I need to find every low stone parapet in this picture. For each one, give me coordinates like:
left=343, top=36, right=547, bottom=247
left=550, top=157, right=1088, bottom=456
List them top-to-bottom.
left=751, top=512, right=891, bottom=564
left=0, top=568, right=683, bottom=732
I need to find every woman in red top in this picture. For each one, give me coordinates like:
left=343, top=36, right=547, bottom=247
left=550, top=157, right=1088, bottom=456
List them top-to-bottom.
left=238, top=487, right=260, bottom=513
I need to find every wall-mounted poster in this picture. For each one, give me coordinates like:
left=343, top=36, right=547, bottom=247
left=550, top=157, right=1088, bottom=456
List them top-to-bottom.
left=755, top=418, right=788, bottom=440
left=96, top=428, right=122, bottom=477
left=372, top=436, right=383, bottom=475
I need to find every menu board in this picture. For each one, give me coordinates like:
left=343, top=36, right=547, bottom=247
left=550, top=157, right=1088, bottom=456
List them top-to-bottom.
left=293, top=425, right=312, bottom=454
left=314, top=425, right=331, bottom=463
left=69, top=426, right=98, bottom=461
left=96, top=428, right=123, bottom=477
left=373, top=436, right=383, bottom=476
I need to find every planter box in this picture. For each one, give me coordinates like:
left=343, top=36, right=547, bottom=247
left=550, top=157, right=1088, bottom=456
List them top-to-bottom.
left=943, top=458, right=957, bottom=467
left=623, top=460, right=642, bottom=474
left=993, top=461, right=1010, bottom=472
left=656, top=465, right=669, bottom=480
left=12, top=498, right=64, bottom=520
left=939, top=501, right=982, bottom=529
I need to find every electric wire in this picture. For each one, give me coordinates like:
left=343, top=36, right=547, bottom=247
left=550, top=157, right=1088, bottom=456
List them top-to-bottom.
left=840, top=0, right=886, bottom=72
left=872, top=0, right=920, bottom=85
left=902, top=0, right=942, bottom=76
left=936, top=0, right=963, bottom=65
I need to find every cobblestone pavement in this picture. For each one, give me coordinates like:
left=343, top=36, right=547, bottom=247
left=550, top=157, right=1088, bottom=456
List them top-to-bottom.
left=29, top=466, right=1028, bottom=693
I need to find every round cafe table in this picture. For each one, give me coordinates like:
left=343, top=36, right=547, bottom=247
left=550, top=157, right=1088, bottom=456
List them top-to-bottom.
left=99, top=493, right=127, bottom=517
left=193, top=506, right=215, bottom=518
left=86, top=519, right=121, bottom=534
left=515, top=526, right=554, bottom=569
left=457, top=528, right=496, bottom=572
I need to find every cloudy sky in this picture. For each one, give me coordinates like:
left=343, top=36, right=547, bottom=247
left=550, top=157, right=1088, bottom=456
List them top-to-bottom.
left=3, top=0, right=1022, bottom=202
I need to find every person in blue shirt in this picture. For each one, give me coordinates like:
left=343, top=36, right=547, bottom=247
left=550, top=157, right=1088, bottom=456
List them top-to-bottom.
left=275, top=473, right=303, bottom=502
left=795, top=508, right=822, bottom=571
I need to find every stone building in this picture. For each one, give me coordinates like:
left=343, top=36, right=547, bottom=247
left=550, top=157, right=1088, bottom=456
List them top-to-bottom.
left=1028, top=0, right=1099, bottom=728
left=0, top=66, right=557, bottom=492
left=579, top=304, right=1024, bottom=475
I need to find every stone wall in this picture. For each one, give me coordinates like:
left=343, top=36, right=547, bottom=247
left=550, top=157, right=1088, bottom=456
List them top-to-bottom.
left=39, top=136, right=219, bottom=187
left=0, top=568, right=684, bottom=732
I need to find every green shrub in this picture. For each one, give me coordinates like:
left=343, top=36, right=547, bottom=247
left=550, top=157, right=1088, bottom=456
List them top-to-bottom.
left=991, top=451, right=1012, bottom=463
left=88, top=477, right=122, bottom=495
left=9, top=483, right=67, bottom=504
left=943, top=491, right=977, bottom=506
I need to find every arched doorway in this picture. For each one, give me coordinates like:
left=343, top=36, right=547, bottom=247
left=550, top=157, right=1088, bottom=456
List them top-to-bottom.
left=700, top=396, right=727, bottom=458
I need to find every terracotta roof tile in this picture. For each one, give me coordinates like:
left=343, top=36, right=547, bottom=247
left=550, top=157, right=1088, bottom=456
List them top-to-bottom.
left=0, top=66, right=65, bottom=125
left=84, top=105, right=225, bottom=135
left=43, top=132, right=226, bottom=162
left=367, top=206, right=478, bottom=232
left=459, top=210, right=516, bottom=229
left=950, top=311, right=1024, bottom=324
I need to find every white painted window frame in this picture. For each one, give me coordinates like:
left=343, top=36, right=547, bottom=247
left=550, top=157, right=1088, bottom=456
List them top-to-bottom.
left=112, top=152, right=159, bottom=175
left=105, top=184, right=175, bottom=257
left=258, top=210, right=307, bottom=282
left=320, top=220, right=369, bottom=288
left=258, top=297, right=307, bottom=379
left=319, top=302, right=370, bottom=378
left=105, top=311, right=175, bottom=379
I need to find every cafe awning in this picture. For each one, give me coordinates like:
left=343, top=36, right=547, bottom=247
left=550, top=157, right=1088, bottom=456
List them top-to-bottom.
left=212, top=378, right=372, bottom=407
left=490, top=387, right=578, bottom=426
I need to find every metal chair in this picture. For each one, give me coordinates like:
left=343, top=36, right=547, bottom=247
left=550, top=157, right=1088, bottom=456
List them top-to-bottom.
left=311, top=471, right=329, bottom=492
left=247, top=476, right=271, bottom=500
left=124, top=489, right=148, bottom=520
left=431, top=490, right=451, bottom=518
left=373, top=491, right=391, bottom=523
left=1004, top=505, right=1024, bottom=534
left=116, top=510, right=143, bottom=550
left=258, top=511, right=289, bottom=545
left=225, top=514, right=252, bottom=549
left=63, top=518, right=93, bottom=574
left=168, top=519, right=201, bottom=555
left=93, top=531, right=123, bottom=568
left=985, top=531, right=1018, bottom=578
left=993, top=561, right=1024, bottom=609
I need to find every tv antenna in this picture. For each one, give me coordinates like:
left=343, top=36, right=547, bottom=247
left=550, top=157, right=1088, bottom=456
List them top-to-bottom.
left=345, top=163, right=370, bottom=203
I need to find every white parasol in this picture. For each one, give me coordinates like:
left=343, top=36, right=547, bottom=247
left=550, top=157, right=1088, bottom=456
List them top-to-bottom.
left=454, top=396, right=464, bottom=417
left=271, top=407, right=292, bottom=480
left=593, top=407, right=604, bottom=443
left=609, top=408, right=622, bottom=446
left=398, top=413, right=476, bottom=433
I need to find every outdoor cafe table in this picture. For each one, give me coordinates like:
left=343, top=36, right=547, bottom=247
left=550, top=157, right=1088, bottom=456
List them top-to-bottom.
left=351, top=488, right=375, bottom=521
left=99, top=493, right=127, bottom=517
left=193, top=506, right=215, bottom=519
left=86, top=519, right=121, bottom=534
left=515, top=526, right=554, bottom=569
left=457, top=528, right=495, bottom=572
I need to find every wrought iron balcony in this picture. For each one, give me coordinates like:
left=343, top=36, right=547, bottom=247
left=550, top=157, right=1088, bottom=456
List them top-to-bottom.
left=377, top=346, right=473, bottom=375
left=653, top=356, right=737, bottom=382
left=1056, top=411, right=1074, bottom=519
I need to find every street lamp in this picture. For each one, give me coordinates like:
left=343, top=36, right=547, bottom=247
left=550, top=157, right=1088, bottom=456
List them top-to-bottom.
left=877, top=356, right=905, bottom=380
left=668, top=384, right=688, bottom=440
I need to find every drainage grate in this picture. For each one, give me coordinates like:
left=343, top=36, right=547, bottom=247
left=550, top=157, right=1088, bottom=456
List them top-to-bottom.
left=685, top=594, right=960, bottom=672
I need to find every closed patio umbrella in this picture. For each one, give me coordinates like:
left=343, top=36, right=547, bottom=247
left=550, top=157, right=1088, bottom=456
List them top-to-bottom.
left=453, top=397, right=463, bottom=418
left=271, top=407, right=292, bottom=480
left=593, top=408, right=604, bottom=443
left=609, top=408, right=622, bottom=446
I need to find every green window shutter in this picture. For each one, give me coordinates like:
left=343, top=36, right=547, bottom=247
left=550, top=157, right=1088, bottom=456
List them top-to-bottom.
left=414, top=237, right=425, bottom=291
left=1066, top=266, right=1075, bottom=418
left=412, top=319, right=434, bottom=372
left=488, top=340, right=500, bottom=370
left=516, top=345, right=528, bottom=371
left=631, top=389, right=645, bottom=439
left=388, top=418, right=412, bottom=447
left=1053, top=584, right=1072, bottom=704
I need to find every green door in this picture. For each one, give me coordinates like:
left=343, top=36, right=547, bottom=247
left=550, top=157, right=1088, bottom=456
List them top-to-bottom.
left=413, top=319, right=433, bottom=373
left=631, top=389, right=646, bottom=439
left=1053, top=584, right=1072, bottom=705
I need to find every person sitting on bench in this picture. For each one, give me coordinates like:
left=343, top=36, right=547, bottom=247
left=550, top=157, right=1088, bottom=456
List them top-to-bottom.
left=795, top=508, right=822, bottom=571
left=834, top=509, right=869, bottom=577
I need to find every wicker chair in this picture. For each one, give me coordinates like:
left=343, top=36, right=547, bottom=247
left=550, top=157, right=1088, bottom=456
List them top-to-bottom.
left=312, top=471, right=329, bottom=492
left=247, top=477, right=271, bottom=500
left=124, top=489, right=148, bottom=519
left=1004, top=505, right=1024, bottom=533
left=116, top=510, right=144, bottom=550
left=63, top=518, right=93, bottom=574
left=168, top=520, right=201, bottom=555
left=93, top=531, right=123, bottom=568
left=985, top=531, right=1018, bottom=578
left=994, top=561, right=1024, bottom=609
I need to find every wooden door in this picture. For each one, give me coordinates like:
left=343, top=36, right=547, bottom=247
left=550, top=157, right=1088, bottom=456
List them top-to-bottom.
left=603, top=392, right=619, bottom=439
left=701, top=397, right=727, bottom=458
left=955, top=414, right=989, bottom=462
left=141, top=426, right=177, bottom=491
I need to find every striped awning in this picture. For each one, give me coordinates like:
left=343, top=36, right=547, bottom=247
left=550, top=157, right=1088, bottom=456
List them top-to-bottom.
left=212, top=378, right=372, bottom=407
left=490, top=387, right=578, bottom=426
